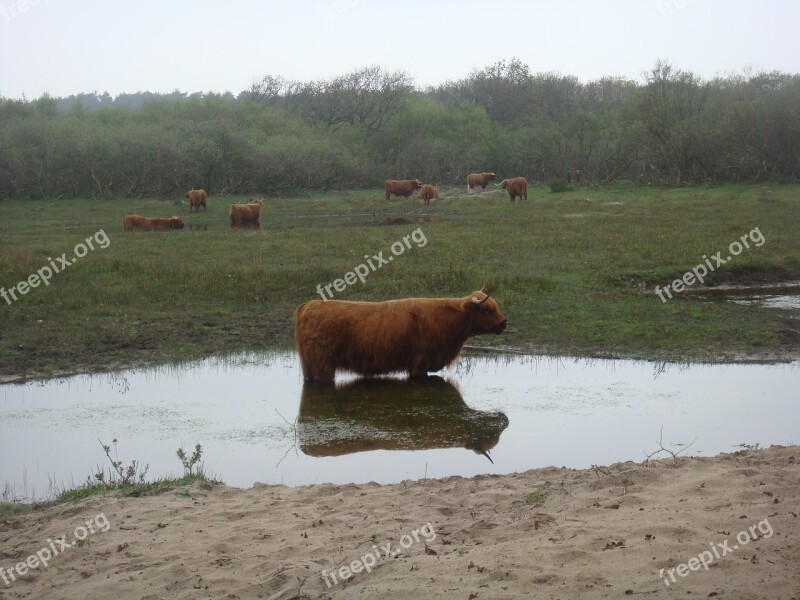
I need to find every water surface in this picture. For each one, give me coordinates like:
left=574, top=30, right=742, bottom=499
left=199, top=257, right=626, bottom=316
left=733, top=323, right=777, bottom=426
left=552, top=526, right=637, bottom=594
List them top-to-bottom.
left=1, top=352, right=797, bottom=500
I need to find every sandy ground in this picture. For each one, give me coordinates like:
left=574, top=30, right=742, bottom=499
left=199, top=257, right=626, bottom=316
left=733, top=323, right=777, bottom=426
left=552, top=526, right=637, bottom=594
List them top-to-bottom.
left=0, top=446, right=798, bottom=600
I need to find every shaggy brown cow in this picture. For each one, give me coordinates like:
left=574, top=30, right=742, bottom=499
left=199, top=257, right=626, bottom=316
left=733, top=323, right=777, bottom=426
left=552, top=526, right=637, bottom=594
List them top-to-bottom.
left=467, top=172, right=496, bottom=193
left=500, top=177, right=528, bottom=202
left=385, top=179, right=422, bottom=200
left=419, top=184, right=439, bottom=205
left=185, top=189, right=207, bottom=212
left=229, top=199, right=262, bottom=229
left=123, top=215, right=184, bottom=232
left=294, top=288, right=508, bottom=382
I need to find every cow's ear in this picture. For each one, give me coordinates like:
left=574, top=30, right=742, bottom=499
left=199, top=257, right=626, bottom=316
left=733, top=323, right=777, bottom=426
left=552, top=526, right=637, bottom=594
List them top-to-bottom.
left=463, top=295, right=480, bottom=312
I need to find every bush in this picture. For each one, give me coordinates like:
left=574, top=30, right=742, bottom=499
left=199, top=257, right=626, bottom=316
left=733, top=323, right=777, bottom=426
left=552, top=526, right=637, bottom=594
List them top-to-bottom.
left=549, top=180, right=573, bottom=193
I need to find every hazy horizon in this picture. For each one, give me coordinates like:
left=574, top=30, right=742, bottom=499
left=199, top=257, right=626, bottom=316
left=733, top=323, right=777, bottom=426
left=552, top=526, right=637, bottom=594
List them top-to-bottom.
left=1, top=0, right=798, bottom=100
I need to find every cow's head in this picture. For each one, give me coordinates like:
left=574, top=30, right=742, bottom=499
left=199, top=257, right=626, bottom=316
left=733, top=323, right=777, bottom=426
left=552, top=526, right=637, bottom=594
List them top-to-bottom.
left=486, top=172, right=497, bottom=181
left=414, top=179, right=423, bottom=188
left=499, top=179, right=510, bottom=189
left=433, top=187, right=439, bottom=199
left=185, top=192, right=191, bottom=199
left=249, top=198, right=263, bottom=205
left=171, top=217, right=185, bottom=229
left=464, top=289, right=507, bottom=335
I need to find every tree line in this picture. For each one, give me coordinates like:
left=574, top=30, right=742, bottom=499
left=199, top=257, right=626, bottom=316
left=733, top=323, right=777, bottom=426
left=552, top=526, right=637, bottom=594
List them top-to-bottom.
left=0, top=59, right=798, bottom=199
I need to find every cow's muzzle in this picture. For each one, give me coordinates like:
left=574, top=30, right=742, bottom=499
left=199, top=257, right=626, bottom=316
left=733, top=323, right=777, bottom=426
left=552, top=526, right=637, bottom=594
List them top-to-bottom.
left=494, top=319, right=508, bottom=334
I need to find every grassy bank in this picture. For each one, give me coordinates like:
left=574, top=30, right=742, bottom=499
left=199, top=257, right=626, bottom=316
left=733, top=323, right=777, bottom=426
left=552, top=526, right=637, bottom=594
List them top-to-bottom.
left=1, top=183, right=798, bottom=377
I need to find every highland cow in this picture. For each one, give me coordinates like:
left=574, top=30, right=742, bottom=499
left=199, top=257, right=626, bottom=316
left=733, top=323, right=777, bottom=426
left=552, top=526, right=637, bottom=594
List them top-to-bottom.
left=467, top=172, right=496, bottom=193
left=499, top=177, right=528, bottom=202
left=385, top=179, right=422, bottom=200
left=419, top=184, right=439, bottom=205
left=185, top=189, right=207, bottom=212
left=229, top=199, right=262, bottom=229
left=123, top=215, right=184, bottom=232
left=294, top=288, right=507, bottom=382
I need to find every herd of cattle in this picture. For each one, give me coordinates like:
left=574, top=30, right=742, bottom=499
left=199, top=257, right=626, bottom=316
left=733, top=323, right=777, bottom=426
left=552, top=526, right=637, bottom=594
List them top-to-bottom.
left=122, top=172, right=526, bottom=231
left=385, top=172, right=528, bottom=204
left=122, top=192, right=263, bottom=231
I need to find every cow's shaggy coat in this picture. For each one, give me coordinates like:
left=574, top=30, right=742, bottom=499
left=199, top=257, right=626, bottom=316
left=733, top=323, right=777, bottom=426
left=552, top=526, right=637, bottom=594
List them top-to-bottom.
left=467, top=172, right=496, bottom=193
left=500, top=177, right=528, bottom=202
left=384, top=179, right=422, bottom=200
left=419, top=184, right=439, bottom=205
left=185, top=189, right=207, bottom=212
left=229, top=199, right=262, bottom=228
left=123, top=215, right=184, bottom=232
left=294, top=291, right=507, bottom=382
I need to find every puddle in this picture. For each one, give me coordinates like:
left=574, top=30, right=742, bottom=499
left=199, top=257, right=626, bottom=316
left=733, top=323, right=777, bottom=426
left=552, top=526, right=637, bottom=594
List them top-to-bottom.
left=694, top=283, right=800, bottom=313
left=1, top=352, right=798, bottom=500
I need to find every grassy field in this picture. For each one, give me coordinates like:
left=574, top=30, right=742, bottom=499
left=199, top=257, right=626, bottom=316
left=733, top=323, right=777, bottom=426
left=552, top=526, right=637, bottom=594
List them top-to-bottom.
left=0, top=183, right=798, bottom=377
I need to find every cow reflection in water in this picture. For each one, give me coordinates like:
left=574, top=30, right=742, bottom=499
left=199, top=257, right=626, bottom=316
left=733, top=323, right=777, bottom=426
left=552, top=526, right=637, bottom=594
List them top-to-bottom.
left=298, top=376, right=509, bottom=462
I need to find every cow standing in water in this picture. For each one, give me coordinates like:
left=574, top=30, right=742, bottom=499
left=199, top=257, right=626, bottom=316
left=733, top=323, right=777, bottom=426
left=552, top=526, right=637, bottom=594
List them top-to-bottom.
left=294, top=288, right=508, bottom=382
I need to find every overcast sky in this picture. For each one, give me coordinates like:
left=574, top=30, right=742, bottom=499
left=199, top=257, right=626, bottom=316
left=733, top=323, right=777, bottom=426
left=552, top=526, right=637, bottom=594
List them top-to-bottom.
left=0, top=0, right=797, bottom=99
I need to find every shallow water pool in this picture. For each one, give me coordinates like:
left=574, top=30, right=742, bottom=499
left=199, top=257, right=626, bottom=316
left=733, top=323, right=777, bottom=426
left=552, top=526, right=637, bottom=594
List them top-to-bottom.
left=1, top=352, right=797, bottom=500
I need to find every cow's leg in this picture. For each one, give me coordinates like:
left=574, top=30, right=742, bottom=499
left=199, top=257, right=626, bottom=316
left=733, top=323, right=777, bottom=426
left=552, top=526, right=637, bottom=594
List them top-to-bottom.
left=408, top=356, right=429, bottom=378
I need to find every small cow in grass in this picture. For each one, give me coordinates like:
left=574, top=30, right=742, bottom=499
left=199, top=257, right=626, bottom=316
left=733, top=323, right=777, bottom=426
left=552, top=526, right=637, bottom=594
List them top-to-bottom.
left=467, top=172, right=496, bottom=194
left=500, top=177, right=528, bottom=202
left=385, top=179, right=422, bottom=200
left=419, top=184, right=439, bottom=205
left=185, top=189, right=207, bottom=212
left=229, top=199, right=262, bottom=229
left=123, top=215, right=184, bottom=232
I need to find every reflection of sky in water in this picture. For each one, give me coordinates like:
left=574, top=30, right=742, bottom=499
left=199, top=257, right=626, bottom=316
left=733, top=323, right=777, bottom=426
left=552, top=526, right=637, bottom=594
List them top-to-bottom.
left=729, top=294, right=800, bottom=310
left=1, top=352, right=798, bottom=500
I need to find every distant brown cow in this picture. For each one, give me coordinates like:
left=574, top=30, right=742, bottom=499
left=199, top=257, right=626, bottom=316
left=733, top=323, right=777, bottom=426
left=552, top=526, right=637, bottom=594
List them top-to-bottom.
left=467, top=172, right=496, bottom=194
left=500, top=177, right=528, bottom=202
left=385, top=179, right=422, bottom=200
left=419, top=184, right=439, bottom=205
left=185, top=189, right=207, bottom=212
left=229, top=198, right=262, bottom=229
left=123, top=215, right=184, bottom=232
left=294, top=288, right=508, bottom=382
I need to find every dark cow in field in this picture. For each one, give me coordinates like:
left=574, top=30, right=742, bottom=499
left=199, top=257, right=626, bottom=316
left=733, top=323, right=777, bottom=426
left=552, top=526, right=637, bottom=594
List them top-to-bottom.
left=467, top=172, right=496, bottom=194
left=500, top=177, right=528, bottom=202
left=385, top=179, right=422, bottom=200
left=419, top=184, right=439, bottom=205
left=185, top=189, right=207, bottom=212
left=229, top=199, right=262, bottom=229
left=123, top=215, right=184, bottom=232
left=294, top=288, right=508, bottom=382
